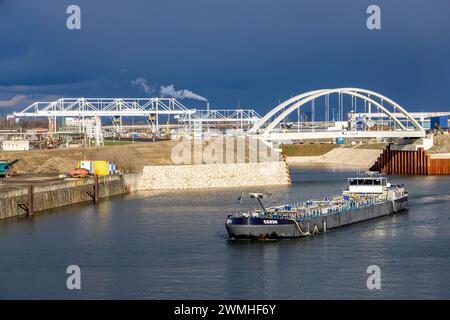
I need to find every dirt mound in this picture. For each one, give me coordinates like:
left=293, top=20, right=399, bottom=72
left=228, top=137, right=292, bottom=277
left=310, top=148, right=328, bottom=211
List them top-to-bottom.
left=428, top=134, right=450, bottom=154
left=0, top=138, right=282, bottom=174
left=0, top=142, right=178, bottom=174
left=34, top=156, right=76, bottom=174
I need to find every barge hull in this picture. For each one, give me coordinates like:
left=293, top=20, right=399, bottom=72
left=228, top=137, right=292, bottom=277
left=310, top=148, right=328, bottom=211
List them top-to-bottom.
left=226, top=196, right=408, bottom=239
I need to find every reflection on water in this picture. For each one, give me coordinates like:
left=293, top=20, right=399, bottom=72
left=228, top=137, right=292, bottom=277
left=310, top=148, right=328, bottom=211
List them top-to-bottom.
left=0, top=167, right=450, bottom=299
left=412, top=193, right=450, bottom=205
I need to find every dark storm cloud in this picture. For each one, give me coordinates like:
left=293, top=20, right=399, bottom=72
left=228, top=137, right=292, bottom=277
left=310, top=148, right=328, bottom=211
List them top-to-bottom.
left=0, top=0, right=450, bottom=112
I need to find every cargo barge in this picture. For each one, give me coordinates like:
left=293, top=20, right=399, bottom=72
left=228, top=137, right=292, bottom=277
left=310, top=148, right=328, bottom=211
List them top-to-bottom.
left=225, top=174, right=408, bottom=239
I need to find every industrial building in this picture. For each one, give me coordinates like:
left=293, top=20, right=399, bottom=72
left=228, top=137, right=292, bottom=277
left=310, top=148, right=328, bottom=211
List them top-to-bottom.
left=1, top=140, right=30, bottom=151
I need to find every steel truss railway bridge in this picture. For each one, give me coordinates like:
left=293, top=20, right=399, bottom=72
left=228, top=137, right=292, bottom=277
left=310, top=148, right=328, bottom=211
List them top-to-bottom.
left=248, top=88, right=427, bottom=141
left=13, top=97, right=261, bottom=131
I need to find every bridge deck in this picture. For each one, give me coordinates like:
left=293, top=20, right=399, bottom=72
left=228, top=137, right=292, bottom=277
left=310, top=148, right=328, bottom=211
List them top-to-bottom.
left=254, top=130, right=426, bottom=141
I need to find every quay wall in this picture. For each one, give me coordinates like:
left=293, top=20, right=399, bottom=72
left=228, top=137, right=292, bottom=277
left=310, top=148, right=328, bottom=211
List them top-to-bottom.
left=1, top=161, right=291, bottom=220
left=138, top=161, right=291, bottom=190
left=0, top=176, right=128, bottom=220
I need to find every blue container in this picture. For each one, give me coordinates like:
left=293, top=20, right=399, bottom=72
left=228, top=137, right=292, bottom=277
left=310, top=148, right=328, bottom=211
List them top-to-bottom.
left=430, top=116, right=449, bottom=129
left=336, top=137, right=345, bottom=144
left=108, top=162, right=116, bottom=175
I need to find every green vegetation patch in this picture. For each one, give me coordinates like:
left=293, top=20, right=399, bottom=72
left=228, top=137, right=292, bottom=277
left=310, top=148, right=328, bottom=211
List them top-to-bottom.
left=103, top=140, right=135, bottom=146
left=355, top=143, right=388, bottom=150
left=281, top=144, right=339, bottom=156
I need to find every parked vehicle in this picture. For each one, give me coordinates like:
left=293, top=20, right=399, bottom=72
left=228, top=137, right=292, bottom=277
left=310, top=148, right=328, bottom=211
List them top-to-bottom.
left=0, top=159, right=20, bottom=178
left=69, top=168, right=89, bottom=178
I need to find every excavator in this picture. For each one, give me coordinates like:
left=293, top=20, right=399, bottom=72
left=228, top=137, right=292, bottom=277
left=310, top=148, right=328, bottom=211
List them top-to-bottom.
left=47, top=116, right=57, bottom=148
left=0, top=159, right=20, bottom=178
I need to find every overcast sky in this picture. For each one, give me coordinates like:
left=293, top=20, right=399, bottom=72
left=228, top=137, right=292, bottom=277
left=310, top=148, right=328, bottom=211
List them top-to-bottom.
left=0, top=0, right=449, bottom=115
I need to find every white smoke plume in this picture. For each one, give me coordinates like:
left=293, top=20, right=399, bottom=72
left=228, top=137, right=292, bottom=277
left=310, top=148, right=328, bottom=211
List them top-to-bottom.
left=131, top=77, right=155, bottom=94
left=131, top=78, right=208, bottom=103
left=159, top=84, right=207, bottom=102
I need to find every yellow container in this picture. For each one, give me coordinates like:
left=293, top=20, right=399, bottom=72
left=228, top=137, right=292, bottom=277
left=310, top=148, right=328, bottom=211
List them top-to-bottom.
left=93, top=160, right=109, bottom=176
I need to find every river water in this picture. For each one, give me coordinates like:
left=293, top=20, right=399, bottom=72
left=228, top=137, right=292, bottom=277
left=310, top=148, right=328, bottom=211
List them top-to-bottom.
left=1, top=167, right=450, bottom=299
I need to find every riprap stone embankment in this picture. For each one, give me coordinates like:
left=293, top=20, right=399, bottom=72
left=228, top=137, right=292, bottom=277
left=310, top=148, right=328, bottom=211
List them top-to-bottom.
left=137, top=161, right=291, bottom=190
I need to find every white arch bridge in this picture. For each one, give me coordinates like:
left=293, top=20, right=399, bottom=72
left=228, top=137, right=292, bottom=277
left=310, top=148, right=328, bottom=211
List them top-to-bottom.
left=248, top=88, right=426, bottom=141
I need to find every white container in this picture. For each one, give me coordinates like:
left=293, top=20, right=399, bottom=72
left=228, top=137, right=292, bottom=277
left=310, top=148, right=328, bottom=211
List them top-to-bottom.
left=78, top=160, right=93, bottom=174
